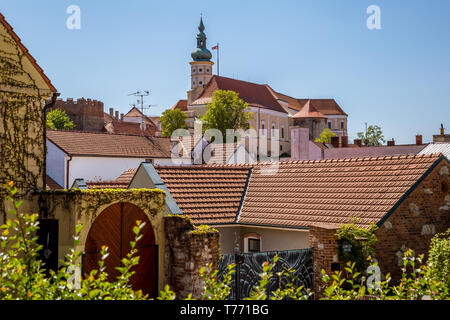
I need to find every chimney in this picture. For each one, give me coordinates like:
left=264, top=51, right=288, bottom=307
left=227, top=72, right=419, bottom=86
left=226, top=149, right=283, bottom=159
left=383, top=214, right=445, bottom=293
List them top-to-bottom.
left=109, top=108, right=114, bottom=116
left=115, top=111, right=119, bottom=120
left=120, top=113, right=124, bottom=121
left=440, top=124, right=445, bottom=135
left=290, top=127, right=310, bottom=160
left=415, top=134, right=423, bottom=145
left=330, top=136, right=339, bottom=148
left=341, top=136, right=349, bottom=148
left=353, top=139, right=362, bottom=147
left=387, top=139, right=395, bottom=146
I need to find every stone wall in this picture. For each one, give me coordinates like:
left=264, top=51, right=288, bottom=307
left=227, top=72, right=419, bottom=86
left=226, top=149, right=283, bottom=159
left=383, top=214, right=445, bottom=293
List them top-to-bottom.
left=374, top=159, right=450, bottom=282
left=164, top=215, right=220, bottom=299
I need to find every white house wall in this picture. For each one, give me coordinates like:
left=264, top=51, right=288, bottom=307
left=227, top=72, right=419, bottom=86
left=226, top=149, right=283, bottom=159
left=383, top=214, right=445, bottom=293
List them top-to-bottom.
left=46, top=140, right=67, bottom=188
left=68, top=157, right=148, bottom=187
left=217, top=225, right=310, bottom=254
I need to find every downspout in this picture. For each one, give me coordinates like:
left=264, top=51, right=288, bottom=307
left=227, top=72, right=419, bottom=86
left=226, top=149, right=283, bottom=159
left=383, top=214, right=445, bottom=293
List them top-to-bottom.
left=66, top=155, right=72, bottom=189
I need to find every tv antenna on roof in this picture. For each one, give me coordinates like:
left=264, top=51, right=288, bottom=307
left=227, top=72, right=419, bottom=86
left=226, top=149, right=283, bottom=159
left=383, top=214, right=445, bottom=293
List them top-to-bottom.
left=127, top=90, right=157, bottom=116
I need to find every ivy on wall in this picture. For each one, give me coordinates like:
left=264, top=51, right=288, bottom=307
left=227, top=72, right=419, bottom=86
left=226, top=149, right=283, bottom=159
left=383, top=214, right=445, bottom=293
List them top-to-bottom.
left=0, top=29, right=48, bottom=208
left=35, top=188, right=167, bottom=221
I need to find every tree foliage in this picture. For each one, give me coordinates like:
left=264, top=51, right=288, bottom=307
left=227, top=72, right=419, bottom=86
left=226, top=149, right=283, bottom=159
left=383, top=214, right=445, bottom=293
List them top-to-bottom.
left=201, top=90, right=253, bottom=141
left=46, top=108, right=75, bottom=130
left=160, top=108, right=188, bottom=137
left=357, top=124, right=385, bottom=146
left=315, top=128, right=336, bottom=144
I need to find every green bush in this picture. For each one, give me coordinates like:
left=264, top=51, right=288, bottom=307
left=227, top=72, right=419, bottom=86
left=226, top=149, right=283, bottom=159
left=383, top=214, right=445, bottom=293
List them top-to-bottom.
left=0, top=182, right=146, bottom=300
left=427, top=229, right=450, bottom=288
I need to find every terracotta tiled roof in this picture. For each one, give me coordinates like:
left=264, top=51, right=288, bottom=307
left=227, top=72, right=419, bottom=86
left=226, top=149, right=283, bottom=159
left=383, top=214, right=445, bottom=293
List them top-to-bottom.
left=0, top=12, right=56, bottom=92
left=191, top=76, right=286, bottom=114
left=265, top=86, right=347, bottom=117
left=171, top=99, right=188, bottom=111
left=297, top=99, right=347, bottom=116
left=292, top=100, right=326, bottom=119
left=124, top=107, right=157, bottom=126
left=104, top=120, right=156, bottom=137
left=47, top=130, right=171, bottom=158
left=323, top=144, right=427, bottom=159
left=239, top=154, right=443, bottom=229
left=155, top=165, right=252, bottom=225
left=86, top=168, right=137, bottom=189
left=45, top=175, right=62, bottom=190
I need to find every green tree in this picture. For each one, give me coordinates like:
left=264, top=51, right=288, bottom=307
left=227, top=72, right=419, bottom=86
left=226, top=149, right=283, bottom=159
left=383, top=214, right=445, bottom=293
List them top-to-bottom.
left=201, top=90, right=253, bottom=141
left=46, top=109, right=75, bottom=130
left=160, top=109, right=188, bottom=137
left=357, top=124, right=385, bottom=146
left=315, top=128, right=336, bottom=144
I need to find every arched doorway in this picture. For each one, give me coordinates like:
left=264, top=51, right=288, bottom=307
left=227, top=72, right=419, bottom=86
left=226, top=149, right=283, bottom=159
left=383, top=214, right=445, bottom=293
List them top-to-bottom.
left=83, top=202, right=157, bottom=297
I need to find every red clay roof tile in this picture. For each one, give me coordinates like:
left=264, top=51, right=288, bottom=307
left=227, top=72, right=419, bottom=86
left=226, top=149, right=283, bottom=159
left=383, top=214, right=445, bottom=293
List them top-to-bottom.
left=47, top=130, right=171, bottom=158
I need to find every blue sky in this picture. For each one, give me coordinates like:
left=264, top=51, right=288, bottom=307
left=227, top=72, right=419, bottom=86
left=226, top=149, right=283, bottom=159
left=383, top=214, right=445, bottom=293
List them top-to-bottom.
left=1, top=0, right=449, bottom=144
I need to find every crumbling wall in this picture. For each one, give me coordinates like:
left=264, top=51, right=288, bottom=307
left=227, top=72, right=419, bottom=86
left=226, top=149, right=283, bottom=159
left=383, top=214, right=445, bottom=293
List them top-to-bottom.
left=164, top=215, right=220, bottom=299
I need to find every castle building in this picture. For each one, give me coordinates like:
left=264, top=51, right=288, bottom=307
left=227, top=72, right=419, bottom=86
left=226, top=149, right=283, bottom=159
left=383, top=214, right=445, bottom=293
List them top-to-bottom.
left=171, top=18, right=349, bottom=158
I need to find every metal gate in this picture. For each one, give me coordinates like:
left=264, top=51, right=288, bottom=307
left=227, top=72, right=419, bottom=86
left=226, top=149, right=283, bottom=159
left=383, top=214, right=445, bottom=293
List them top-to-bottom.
left=217, top=248, right=314, bottom=300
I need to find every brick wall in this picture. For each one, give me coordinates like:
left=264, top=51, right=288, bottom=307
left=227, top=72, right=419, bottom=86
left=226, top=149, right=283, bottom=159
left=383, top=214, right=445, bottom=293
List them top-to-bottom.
left=47, top=98, right=104, bottom=132
left=374, top=159, right=450, bottom=282
left=164, top=215, right=220, bottom=299
left=309, top=225, right=338, bottom=297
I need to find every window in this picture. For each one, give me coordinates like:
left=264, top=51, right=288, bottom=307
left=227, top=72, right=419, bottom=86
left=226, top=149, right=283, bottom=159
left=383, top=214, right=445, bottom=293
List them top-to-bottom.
left=192, top=68, right=196, bottom=73
left=199, top=68, right=203, bottom=73
left=206, top=68, right=210, bottom=73
left=199, top=81, right=203, bottom=85
left=261, top=120, right=265, bottom=135
left=340, top=120, right=344, bottom=129
left=327, top=121, right=332, bottom=129
left=272, top=122, right=276, bottom=137
left=281, top=126, right=285, bottom=139
left=244, top=233, right=262, bottom=253
left=248, top=239, right=261, bottom=252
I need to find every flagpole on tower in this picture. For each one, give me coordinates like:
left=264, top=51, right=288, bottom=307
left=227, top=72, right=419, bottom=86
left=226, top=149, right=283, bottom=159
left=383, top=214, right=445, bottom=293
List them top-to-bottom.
left=212, top=43, right=219, bottom=76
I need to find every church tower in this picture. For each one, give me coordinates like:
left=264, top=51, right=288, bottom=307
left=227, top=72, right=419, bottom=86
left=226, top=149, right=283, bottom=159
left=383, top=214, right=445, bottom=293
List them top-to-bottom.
left=187, top=17, right=214, bottom=104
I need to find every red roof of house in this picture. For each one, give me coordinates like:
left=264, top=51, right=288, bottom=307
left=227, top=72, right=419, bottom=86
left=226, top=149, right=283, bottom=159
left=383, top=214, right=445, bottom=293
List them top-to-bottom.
left=0, top=12, right=56, bottom=92
left=191, top=76, right=287, bottom=114
left=266, top=87, right=347, bottom=116
left=171, top=99, right=188, bottom=111
left=297, top=99, right=347, bottom=116
left=292, top=100, right=326, bottom=119
left=104, top=120, right=156, bottom=137
left=47, top=130, right=171, bottom=158
left=323, top=144, right=427, bottom=159
left=152, top=154, right=446, bottom=229
left=239, top=154, right=442, bottom=229
left=155, top=165, right=252, bottom=225
left=86, top=168, right=137, bottom=189
left=45, top=175, right=62, bottom=190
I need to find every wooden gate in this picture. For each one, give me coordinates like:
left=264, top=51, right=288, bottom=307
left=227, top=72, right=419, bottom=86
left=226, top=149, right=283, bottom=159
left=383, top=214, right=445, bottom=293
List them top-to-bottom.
left=83, top=202, right=158, bottom=297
